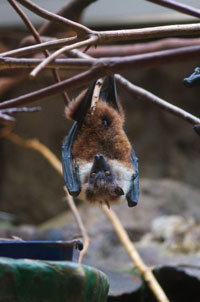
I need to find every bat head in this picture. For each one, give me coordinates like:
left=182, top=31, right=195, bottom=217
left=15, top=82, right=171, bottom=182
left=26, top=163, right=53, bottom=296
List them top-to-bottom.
left=84, top=153, right=124, bottom=205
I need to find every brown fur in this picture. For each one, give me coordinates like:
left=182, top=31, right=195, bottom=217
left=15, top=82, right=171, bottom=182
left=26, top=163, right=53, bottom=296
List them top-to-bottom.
left=65, top=90, right=87, bottom=121
left=71, top=100, right=132, bottom=167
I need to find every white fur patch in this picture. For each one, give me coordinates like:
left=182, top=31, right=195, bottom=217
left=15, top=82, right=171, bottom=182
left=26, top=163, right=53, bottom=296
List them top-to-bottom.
left=76, top=158, right=134, bottom=203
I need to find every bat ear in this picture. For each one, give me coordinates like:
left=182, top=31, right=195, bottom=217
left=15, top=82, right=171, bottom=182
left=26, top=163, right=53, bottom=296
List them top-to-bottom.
left=100, top=75, right=120, bottom=112
left=65, top=81, right=97, bottom=122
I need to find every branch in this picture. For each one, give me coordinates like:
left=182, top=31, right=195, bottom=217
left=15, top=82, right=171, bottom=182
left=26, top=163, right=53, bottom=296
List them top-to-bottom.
left=8, top=0, right=70, bottom=105
left=15, top=0, right=90, bottom=37
left=39, top=0, right=98, bottom=36
left=146, top=0, right=200, bottom=19
left=97, top=23, right=200, bottom=43
left=30, top=35, right=98, bottom=78
left=0, top=37, right=76, bottom=58
left=3, top=37, right=200, bottom=60
left=87, top=38, right=200, bottom=57
left=2, top=43, right=200, bottom=109
left=2, top=43, right=200, bottom=71
left=0, top=57, right=92, bottom=70
left=115, top=74, right=200, bottom=125
left=0, top=106, right=40, bottom=124
left=0, top=106, right=40, bottom=115
left=64, top=187, right=90, bottom=264
left=101, top=204, right=169, bottom=302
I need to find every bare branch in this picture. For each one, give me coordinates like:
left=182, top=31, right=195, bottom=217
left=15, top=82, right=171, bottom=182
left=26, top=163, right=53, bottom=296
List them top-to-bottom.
left=8, top=0, right=70, bottom=105
left=8, top=0, right=40, bottom=42
left=15, top=0, right=90, bottom=36
left=39, top=0, right=98, bottom=35
left=146, top=0, right=200, bottom=19
left=98, top=23, right=200, bottom=43
left=30, top=35, right=98, bottom=78
left=3, top=36, right=200, bottom=61
left=0, top=37, right=76, bottom=58
left=87, top=38, right=200, bottom=57
left=2, top=42, right=200, bottom=72
left=2, top=44, right=200, bottom=109
left=0, top=57, right=92, bottom=70
left=115, top=74, right=200, bottom=125
left=91, top=78, right=104, bottom=109
left=0, top=106, right=40, bottom=124
left=1, top=106, right=40, bottom=114
left=0, top=113, right=15, bottom=124
left=64, top=187, right=90, bottom=264
left=102, top=204, right=170, bottom=302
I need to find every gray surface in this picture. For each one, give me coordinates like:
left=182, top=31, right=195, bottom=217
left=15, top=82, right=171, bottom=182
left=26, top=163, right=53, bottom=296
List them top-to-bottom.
left=0, top=0, right=200, bottom=27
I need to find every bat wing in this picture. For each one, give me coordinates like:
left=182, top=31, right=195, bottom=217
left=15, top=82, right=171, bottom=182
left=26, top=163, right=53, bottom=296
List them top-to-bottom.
left=62, top=81, right=97, bottom=196
left=62, top=122, right=81, bottom=196
left=126, top=149, right=139, bottom=207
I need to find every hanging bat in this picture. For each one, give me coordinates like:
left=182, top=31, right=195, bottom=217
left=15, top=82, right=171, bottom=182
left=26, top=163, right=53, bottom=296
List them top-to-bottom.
left=62, top=75, right=139, bottom=208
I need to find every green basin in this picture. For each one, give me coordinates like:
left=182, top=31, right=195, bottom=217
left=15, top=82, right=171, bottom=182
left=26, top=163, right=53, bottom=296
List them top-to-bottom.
left=0, top=257, right=109, bottom=302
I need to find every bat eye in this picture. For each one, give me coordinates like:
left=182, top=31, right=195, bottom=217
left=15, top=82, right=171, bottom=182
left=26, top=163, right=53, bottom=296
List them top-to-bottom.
left=101, top=116, right=111, bottom=127
left=105, top=170, right=110, bottom=176
left=91, top=172, right=96, bottom=178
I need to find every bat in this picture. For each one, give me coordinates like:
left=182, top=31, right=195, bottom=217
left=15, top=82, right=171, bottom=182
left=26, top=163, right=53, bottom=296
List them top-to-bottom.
left=62, top=75, right=139, bottom=208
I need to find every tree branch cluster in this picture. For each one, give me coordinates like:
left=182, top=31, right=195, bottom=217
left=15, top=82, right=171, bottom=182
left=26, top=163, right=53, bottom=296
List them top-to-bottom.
left=0, top=0, right=200, bottom=128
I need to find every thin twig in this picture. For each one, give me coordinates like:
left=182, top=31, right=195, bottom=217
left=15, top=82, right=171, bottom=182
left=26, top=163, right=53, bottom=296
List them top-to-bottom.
left=8, top=0, right=70, bottom=105
left=15, top=0, right=90, bottom=36
left=39, top=0, right=98, bottom=35
left=146, top=0, right=200, bottom=19
left=30, top=35, right=98, bottom=78
left=0, top=37, right=77, bottom=58
left=87, top=38, right=200, bottom=57
left=0, top=57, right=91, bottom=70
left=115, top=74, right=200, bottom=125
left=91, top=78, right=104, bottom=110
left=0, top=106, right=40, bottom=124
left=1, top=106, right=40, bottom=114
left=0, top=114, right=15, bottom=124
left=6, top=132, right=90, bottom=263
left=64, top=187, right=90, bottom=264
left=101, top=204, right=169, bottom=302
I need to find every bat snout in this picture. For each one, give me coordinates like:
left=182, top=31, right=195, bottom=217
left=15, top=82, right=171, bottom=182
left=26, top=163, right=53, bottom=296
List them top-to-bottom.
left=92, top=153, right=110, bottom=173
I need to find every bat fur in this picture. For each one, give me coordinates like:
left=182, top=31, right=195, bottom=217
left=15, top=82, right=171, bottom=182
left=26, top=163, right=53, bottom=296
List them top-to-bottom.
left=65, top=90, right=135, bottom=206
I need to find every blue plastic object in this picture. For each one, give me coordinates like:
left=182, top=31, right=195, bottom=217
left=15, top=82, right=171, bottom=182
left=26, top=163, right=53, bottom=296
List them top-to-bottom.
left=0, top=240, right=83, bottom=261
